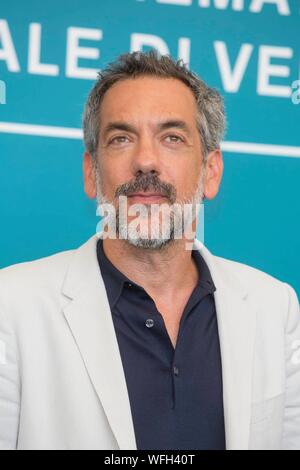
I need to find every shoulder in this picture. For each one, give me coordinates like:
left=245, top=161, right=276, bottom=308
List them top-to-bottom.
left=0, top=249, right=76, bottom=309
left=212, top=253, right=299, bottom=318
left=214, top=254, right=284, bottom=288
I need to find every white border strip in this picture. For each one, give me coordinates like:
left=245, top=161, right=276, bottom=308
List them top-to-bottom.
left=0, top=121, right=300, bottom=158
left=0, top=122, right=82, bottom=139
left=221, top=141, right=300, bottom=159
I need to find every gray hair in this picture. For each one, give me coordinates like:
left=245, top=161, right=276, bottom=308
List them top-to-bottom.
left=83, top=50, right=226, bottom=160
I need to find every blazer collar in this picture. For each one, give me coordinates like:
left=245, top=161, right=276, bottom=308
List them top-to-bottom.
left=62, top=233, right=256, bottom=450
left=194, top=238, right=257, bottom=450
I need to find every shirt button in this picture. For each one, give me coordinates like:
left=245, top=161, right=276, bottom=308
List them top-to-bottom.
left=145, top=318, right=154, bottom=328
left=173, top=366, right=179, bottom=377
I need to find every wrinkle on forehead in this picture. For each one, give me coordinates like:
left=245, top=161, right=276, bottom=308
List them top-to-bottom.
left=99, top=76, right=198, bottom=128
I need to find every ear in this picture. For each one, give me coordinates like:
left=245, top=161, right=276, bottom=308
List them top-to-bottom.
left=203, top=149, right=223, bottom=200
left=83, top=152, right=97, bottom=199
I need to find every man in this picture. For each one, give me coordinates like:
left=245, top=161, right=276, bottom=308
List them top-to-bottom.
left=0, top=51, right=299, bottom=450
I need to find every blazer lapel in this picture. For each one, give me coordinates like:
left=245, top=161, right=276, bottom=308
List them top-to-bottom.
left=61, top=233, right=256, bottom=451
left=61, top=234, right=137, bottom=450
left=195, top=239, right=257, bottom=450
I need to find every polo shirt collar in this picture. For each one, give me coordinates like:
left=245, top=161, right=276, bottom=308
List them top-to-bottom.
left=97, top=238, right=216, bottom=309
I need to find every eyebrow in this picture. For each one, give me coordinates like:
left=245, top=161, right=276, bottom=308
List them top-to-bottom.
left=101, top=119, right=192, bottom=140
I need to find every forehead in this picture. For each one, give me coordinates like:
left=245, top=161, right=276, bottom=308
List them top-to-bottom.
left=99, top=76, right=198, bottom=127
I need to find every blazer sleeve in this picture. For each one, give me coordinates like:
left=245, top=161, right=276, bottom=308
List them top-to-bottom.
left=282, top=283, right=300, bottom=450
left=0, top=297, right=20, bottom=450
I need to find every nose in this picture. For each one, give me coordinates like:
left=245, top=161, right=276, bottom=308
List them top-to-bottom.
left=130, top=135, right=161, bottom=178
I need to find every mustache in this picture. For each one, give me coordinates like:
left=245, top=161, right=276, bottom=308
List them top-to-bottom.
left=115, top=174, right=177, bottom=203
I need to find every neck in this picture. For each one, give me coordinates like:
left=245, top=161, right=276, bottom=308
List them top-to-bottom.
left=102, top=234, right=199, bottom=301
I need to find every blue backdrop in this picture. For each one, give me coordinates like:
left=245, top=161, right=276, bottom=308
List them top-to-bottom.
left=0, top=0, right=299, bottom=295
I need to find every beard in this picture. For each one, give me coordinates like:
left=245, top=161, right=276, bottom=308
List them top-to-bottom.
left=94, top=162, right=205, bottom=251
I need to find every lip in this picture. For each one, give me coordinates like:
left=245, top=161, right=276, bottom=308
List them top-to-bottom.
left=128, top=193, right=166, bottom=203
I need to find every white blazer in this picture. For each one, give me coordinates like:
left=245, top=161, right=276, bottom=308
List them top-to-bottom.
left=0, top=233, right=299, bottom=450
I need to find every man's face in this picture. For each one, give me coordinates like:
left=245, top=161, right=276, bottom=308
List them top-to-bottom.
left=84, top=76, right=221, bottom=249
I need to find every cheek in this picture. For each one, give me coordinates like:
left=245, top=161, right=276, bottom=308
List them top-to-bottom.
left=99, top=162, right=127, bottom=195
left=172, top=166, right=198, bottom=190
left=177, top=170, right=203, bottom=200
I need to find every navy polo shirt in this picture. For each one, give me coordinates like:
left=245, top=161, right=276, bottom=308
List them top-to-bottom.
left=97, top=239, right=226, bottom=450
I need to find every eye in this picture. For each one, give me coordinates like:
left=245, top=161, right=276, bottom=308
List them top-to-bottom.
left=164, top=134, right=184, bottom=143
left=108, top=135, right=130, bottom=145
